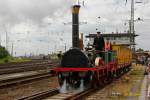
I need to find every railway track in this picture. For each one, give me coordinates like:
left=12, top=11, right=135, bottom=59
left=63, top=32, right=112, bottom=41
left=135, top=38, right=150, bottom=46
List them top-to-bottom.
left=0, top=60, right=59, bottom=75
left=0, top=60, right=49, bottom=68
left=0, top=60, right=58, bottom=89
left=0, top=71, right=52, bottom=88
left=17, top=72, right=129, bottom=100
left=17, top=79, right=112, bottom=100
left=85, top=82, right=117, bottom=100
left=16, top=83, right=114, bottom=100
left=17, top=87, right=93, bottom=100
left=18, top=88, right=59, bottom=100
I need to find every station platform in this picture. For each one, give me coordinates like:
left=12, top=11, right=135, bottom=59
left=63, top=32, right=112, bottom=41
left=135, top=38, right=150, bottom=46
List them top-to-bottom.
left=138, top=73, right=150, bottom=100
left=146, top=74, right=150, bottom=100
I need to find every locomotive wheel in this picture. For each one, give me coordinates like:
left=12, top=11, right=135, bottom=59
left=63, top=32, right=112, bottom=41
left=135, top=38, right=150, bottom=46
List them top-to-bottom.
left=116, top=70, right=120, bottom=78
left=84, top=71, right=93, bottom=86
left=107, top=71, right=112, bottom=82
left=113, top=71, right=117, bottom=79
left=69, top=72, right=81, bottom=88
left=58, top=73, right=64, bottom=86
left=91, top=73, right=99, bottom=88
left=101, top=75, right=107, bottom=84
left=98, top=76, right=105, bottom=86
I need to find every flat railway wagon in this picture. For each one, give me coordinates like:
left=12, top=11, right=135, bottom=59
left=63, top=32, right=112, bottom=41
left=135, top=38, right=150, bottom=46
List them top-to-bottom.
left=52, top=44, right=132, bottom=89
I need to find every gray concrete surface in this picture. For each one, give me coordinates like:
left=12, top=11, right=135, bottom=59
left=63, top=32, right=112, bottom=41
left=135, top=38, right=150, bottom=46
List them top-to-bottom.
left=138, top=75, right=148, bottom=100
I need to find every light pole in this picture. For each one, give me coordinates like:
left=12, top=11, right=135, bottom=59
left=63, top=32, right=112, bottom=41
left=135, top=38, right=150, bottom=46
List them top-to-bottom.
left=129, top=0, right=135, bottom=52
left=96, top=16, right=101, bottom=31
left=3, top=24, right=9, bottom=51
left=5, top=28, right=9, bottom=51
left=0, top=34, right=1, bottom=46
left=11, top=42, right=14, bottom=56
left=64, top=43, right=66, bottom=52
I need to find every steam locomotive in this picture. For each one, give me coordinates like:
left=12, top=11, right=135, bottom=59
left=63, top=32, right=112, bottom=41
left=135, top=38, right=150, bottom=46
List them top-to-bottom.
left=52, top=5, right=132, bottom=89
left=53, top=45, right=132, bottom=89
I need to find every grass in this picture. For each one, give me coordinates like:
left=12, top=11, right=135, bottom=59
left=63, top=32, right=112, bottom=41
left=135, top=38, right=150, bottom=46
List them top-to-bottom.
left=49, top=53, right=59, bottom=60
left=0, top=56, right=31, bottom=64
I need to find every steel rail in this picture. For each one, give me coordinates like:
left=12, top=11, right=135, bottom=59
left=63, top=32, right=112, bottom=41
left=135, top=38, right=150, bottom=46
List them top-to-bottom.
left=0, top=62, right=58, bottom=75
left=0, top=72, right=52, bottom=88
left=18, top=88, right=59, bottom=100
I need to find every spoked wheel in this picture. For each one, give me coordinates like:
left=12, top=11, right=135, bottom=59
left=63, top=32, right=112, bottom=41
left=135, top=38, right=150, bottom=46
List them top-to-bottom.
left=106, top=71, right=112, bottom=82
left=58, top=73, right=65, bottom=87
left=91, top=73, right=101, bottom=88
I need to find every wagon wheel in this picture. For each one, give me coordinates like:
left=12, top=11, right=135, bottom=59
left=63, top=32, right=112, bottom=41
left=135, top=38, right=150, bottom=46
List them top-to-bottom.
left=97, top=71, right=104, bottom=86
left=107, top=71, right=113, bottom=82
left=112, top=71, right=117, bottom=79
left=58, top=73, right=64, bottom=87
left=91, top=73, right=99, bottom=88
left=102, top=74, right=108, bottom=84
left=98, top=76, right=105, bottom=86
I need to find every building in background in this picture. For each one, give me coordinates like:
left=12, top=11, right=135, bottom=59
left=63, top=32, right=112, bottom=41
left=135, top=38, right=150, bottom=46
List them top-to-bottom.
left=86, top=33, right=138, bottom=46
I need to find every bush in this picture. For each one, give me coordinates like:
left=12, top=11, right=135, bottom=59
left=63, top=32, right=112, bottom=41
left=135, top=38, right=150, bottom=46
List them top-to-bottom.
left=0, top=46, right=9, bottom=59
left=4, top=59, right=9, bottom=63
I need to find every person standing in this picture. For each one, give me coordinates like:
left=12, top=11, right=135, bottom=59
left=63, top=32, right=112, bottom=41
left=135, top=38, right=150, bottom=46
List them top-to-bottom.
left=93, top=32, right=105, bottom=57
left=93, top=32, right=105, bottom=51
left=105, top=38, right=112, bottom=51
left=105, top=38, right=112, bottom=62
left=145, top=60, right=150, bottom=76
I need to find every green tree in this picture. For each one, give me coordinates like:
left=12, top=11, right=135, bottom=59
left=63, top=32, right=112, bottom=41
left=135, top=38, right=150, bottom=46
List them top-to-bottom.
left=0, top=46, right=9, bottom=59
left=136, top=48, right=144, bottom=52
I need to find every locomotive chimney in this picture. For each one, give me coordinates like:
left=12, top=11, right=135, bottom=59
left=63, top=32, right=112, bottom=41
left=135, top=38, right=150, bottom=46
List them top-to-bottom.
left=72, top=5, right=80, bottom=48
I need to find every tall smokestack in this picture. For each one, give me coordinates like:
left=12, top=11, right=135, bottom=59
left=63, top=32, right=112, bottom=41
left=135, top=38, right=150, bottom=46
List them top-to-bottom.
left=72, top=5, right=80, bottom=48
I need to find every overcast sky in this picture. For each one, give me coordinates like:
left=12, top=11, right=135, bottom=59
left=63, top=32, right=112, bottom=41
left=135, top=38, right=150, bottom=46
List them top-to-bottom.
left=0, top=0, right=149, bottom=56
